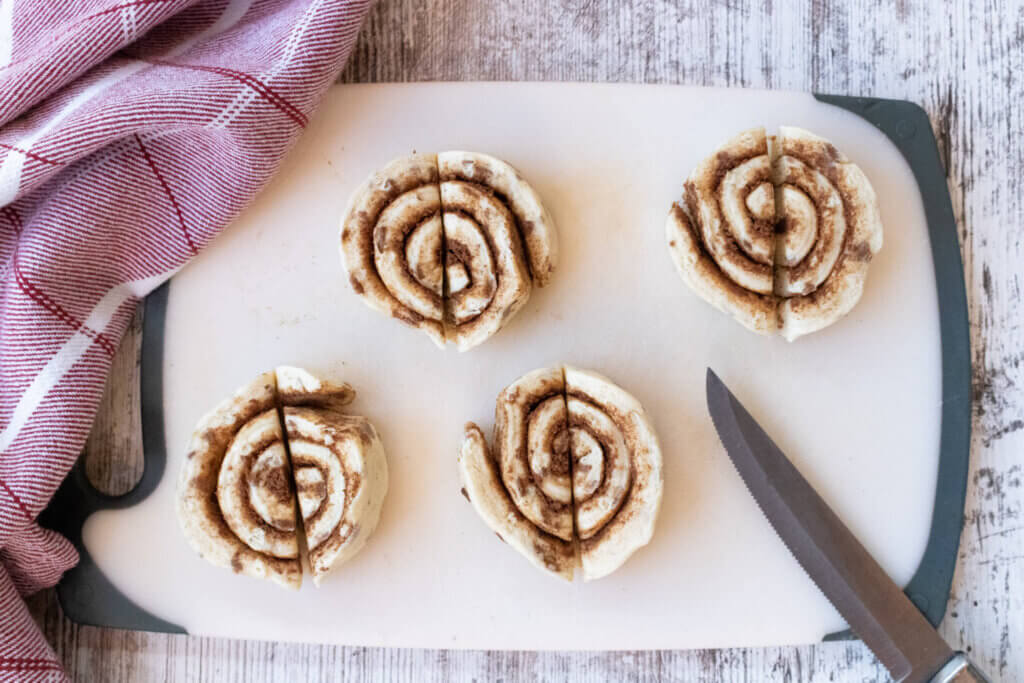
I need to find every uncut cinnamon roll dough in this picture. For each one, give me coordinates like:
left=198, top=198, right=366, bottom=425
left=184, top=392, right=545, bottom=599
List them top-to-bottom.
left=666, top=126, right=883, bottom=340
left=340, top=151, right=557, bottom=351
left=458, top=366, right=664, bottom=581
left=177, top=367, right=388, bottom=589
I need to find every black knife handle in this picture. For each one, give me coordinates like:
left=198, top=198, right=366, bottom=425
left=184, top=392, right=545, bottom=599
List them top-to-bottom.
left=929, top=653, right=990, bottom=683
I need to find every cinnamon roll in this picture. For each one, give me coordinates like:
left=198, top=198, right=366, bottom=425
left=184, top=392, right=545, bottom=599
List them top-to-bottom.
left=666, top=126, right=883, bottom=340
left=773, top=127, right=884, bottom=340
left=666, top=128, right=778, bottom=334
left=340, top=152, right=557, bottom=351
left=340, top=154, right=446, bottom=348
left=278, top=366, right=388, bottom=585
left=458, top=366, right=663, bottom=581
left=564, top=366, right=663, bottom=580
left=177, top=367, right=388, bottom=588
left=459, top=367, right=576, bottom=579
left=177, top=371, right=302, bottom=589
left=460, top=423, right=578, bottom=580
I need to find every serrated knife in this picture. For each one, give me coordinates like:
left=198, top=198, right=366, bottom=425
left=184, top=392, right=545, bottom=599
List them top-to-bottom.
left=705, top=369, right=987, bottom=683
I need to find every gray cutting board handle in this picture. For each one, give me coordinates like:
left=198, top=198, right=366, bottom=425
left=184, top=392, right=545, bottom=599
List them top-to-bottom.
left=39, top=93, right=970, bottom=641
left=814, top=94, right=971, bottom=639
left=39, top=283, right=185, bottom=633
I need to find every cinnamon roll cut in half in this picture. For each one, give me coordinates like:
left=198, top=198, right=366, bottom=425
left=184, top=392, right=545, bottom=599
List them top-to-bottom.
left=666, top=126, right=883, bottom=340
left=772, top=127, right=884, bottom=340
left=667, top=128, right=778, bottom=335
left=340, top=152, right=557, bottom=351
left=340, top=154, right=446, bottom=348
left=458, top=366, right=663, bottom=581
left=177, top=367, right=388, bottom=588
left=459, top=367, right=576, bottom=580
left=564, top=367, right=664, bottom=581
left=277, top=368, right=388, bottom=586
left=177, top=371, right=302, bottom=589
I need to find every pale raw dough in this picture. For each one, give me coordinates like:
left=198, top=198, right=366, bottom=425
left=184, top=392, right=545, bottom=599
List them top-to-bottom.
left=666, top=125, right=883, bottom=340
left=774, top=126, right=884, bottom=340
left=437, top=150, right=558, bottom=286
left=340, top=151, right=558, bottom=351
left=340, top=154, right=445, bottom=348
left=440, top=179, right=532, bottom=352
left=275, top=365, right=355, bottom=411
left=458, top=366, right=664, bottom=581
left=493, top=366, right=573, bottom=542
left=565, top=366, right=664, bottom=581
left=177, top=367, right=388, bottom=589
left=176, top=371, right=302, bottom=590
left=283, top=407, right=388, bottom=586
left=459, top=423, right=577, bottom=581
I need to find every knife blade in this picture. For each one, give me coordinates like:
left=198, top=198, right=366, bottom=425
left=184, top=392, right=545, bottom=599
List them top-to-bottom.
left=705, top=369, right=986, bottom=683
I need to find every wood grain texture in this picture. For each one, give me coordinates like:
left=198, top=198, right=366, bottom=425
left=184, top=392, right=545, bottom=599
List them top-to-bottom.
left=28, top=0, right=1023, bottom=680
left=81, top=306, right=144, bottom=497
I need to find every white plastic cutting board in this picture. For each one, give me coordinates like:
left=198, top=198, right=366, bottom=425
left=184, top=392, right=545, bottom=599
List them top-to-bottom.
left=85, top=83, right=941, bottom=650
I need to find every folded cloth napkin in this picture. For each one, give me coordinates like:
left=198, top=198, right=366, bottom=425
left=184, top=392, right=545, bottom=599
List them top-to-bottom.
left=0, top=1, right=370, bottom=679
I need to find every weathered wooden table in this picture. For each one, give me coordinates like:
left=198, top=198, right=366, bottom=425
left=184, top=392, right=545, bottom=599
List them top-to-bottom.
left=27, top=1, right=1023, bottom=680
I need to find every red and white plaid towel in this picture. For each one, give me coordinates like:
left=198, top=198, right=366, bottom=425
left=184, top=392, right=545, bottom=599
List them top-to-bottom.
left=0, top=1, right=370, bottom=679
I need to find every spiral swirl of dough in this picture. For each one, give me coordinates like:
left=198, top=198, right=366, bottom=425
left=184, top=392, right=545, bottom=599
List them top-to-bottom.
left=666, top=126, right=883, bottom=340
left=772, top=126, right=884, bottom=340
left=666, top=128, right=779, bottom=335
left=341, top=152, right=557, bottom=351
left=340, top=155, right=446, bottom=347
left=458, top=366, right=663, bottom=581
left=177, top=367, right=387, bottom=589
left=493, top=367, right=574, bottom=541
left=564, top=367, right=663, bottom=580
left=178, top=372, right=302, bottom=590
left=283, top=406, right=388, bottom=585
left=216, top=410, right=299, bottom=560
